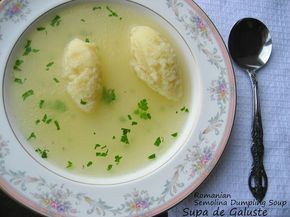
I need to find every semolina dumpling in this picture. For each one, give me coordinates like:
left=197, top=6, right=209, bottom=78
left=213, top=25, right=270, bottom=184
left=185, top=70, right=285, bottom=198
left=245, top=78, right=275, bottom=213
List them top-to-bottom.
left=130, top=26, right=182, bottom=100
left=63, top=38, right=102, bottom=112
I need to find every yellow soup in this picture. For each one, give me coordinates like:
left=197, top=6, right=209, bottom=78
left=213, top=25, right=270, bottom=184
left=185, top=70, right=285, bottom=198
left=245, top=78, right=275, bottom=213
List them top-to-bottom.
left=6, top=1, right=191, bottom=179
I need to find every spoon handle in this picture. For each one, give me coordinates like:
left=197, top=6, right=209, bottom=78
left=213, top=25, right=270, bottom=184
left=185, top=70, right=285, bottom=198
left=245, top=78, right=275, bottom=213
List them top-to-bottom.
left=247, top=71, right=268, bottom=202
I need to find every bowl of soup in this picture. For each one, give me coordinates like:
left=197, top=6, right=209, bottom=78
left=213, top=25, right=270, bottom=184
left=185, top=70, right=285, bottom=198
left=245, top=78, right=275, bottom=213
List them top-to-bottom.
left=0, top=0, right=235, bottom=216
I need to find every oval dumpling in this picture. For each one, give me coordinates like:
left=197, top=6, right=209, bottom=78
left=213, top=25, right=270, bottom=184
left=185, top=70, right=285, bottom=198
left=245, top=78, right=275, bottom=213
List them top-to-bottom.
left=130, top=26, right=182, bottom=100
left=63, top=38, right=102, bottom=112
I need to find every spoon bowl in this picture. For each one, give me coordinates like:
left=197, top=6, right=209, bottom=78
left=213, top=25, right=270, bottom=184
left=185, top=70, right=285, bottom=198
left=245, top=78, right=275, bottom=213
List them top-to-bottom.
left=228, top=18, right=272, bottom=202
left=228, top=18, right=272, bottom=71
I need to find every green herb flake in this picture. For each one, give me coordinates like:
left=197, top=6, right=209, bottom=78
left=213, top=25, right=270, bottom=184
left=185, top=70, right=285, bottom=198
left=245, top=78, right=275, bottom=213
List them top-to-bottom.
left=92, top=6, right=102, bottom=11
left=106, top=6, right=121, bottom=19
left=50, top=15, right=61, bottom=27
left=81, top=18, right=86, bottom=22
left=36, top=27, right=46, bottom=31
left=85, top=38, right=90, bottom=43
left=23, top=40, right=39, bottom=56
left=23, top=40, right=31, bottom=56
left=13, top=59, right=24, bottom=71
left=46, top=61, right=54, bottom=71
left=14, top=77, right=24, bottom=84
left=53, top=77, right=60, bottom=83
left=102, top=87, right=116, bottom=104
left=22, top=89, right=34, bottom=101
left=39, top=99, right=45, bottom=108
left=80, top=99, right=87, bottom=105
left=134, top=99, right=151, bottom=120
left=139, top=99, right=149, bottom=111
left=181, top=106, right=189, bottom=113
left=42, top=114, right=48, bottom=122
left=128, top=115, right=132, bottom=120
left=35, top=119, right=40, bottom=125
left=46, top=119, right=52, bottom=124
left=54, top=120, right=60, bottom=130
left=131, top=121, right=138, bottom=126
left=120, top=128, right=131, bottom=144
left=27, top=132, right=36, bottom=140
left=171, top=132, right=178, bottom=138
left=112, top=136, right=116, bottom=140
left=154, top=137, right=163, bottom=147
left=94, top=144, right=101, bottom=149
left=101, top=145, right=107, bottom=150
left=35, top=148, right=49, bottom=159
left=96, top=149, right=108, bottom=157
left=148, top=154, right=156, bottom=160
left=114, top=155, right=122, bottom=165
left=66, top=161, right=73, bottom=168
left=87, top=161, right=93, bottom=167
left=107, top=164, right=113, bottom=171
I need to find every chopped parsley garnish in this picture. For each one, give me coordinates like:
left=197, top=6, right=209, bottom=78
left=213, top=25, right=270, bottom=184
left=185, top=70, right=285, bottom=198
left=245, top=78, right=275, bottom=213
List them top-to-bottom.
left=93, top=6, right=102, bottom=10
left=106, top=6, right=122, bottom=20
left=50, top=15, right=61, bottom=27
left=81, top=18, right=86, bottom=22
left=36, top=27, right=46, bottom=31
left=85, top=38, right=90, bottom=43
left=23, top=40, right=39, bottom=56
left=13, top=59, right=23, bottom=71
left=46, top=61, right=54, bottom=71
left=14, top=77, right=24, bottom=84
left=53, top=77, right=59, bottom=83
left=102, top=87, right=116, bottom=103
left=22, top=89, right=34, bottom=100
left=80, top=99, right=87, bottom=105
left=134, top=99, right=151, bottom=120
left=138, top=99, right=148, bottom=110
left=39, top=100, right=45, bottom=108
left=181, top=106, right=189, bottom=113
left=41, top=114, right=53, bottom=124
left=42, top=114, right=48, bottom=122
left=128, top=115, right=132, bottom=120
left=46, top=118, right=52, bottom=124
left=35, top=119, right=40, bottom=125
left=54, top=120, right=60, bottom=130
left=132, top=121, right=138, bottom=126
left=120, top=128, right=131, bottom=144
left=27, top=132, right=36, bottom=140
left=171, top=132, right=178, bottom=138
left=112, top=136, right=116, bottom=140
left=154, top=137, right=163, bottom=147
left=94, top=144, right=101, bottom=149
left=101, top=145, right=107, bottom=149
left=35, top=148, right=49, bottom=159
left=96, top=149, right=108, bottom=157
left=148, top=154, right=156, bottom=159
left=114, top=155, right=122, bottom=164
left=66, top=161, right=73, bottom=168
left=87, top=161, right=93, bottom=167
left=107, top=164, right=113, bottom=171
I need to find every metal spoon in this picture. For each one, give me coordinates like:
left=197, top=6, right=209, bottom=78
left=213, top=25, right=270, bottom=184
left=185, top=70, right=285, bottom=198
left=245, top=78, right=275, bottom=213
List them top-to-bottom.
left=228, top=18, right=272, bottom=202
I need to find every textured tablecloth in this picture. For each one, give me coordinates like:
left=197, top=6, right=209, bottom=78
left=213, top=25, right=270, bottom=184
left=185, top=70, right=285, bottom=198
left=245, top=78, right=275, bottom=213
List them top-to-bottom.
left=1, top=0, right=290, bottom=217
left=169, top=0, right=290, bottom=217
